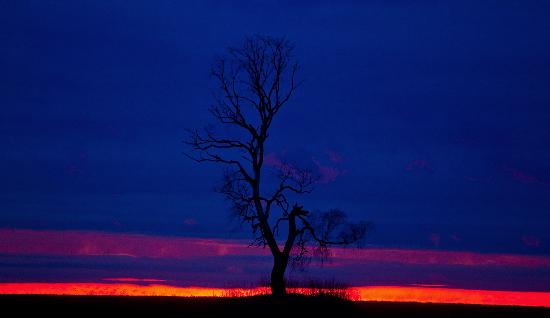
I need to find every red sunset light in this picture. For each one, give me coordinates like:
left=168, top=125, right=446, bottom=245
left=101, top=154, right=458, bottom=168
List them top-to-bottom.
left=0, top=283, right=549, bottom=307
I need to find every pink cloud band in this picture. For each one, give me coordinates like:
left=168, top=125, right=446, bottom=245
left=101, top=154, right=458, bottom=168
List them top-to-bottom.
left=1, top=229, right=548, bottom=268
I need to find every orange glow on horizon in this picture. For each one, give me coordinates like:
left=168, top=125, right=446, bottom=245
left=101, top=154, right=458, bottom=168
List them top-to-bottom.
left=0, top=283, right=548, bottom=307
left=355, top=286, right=550, bottom=307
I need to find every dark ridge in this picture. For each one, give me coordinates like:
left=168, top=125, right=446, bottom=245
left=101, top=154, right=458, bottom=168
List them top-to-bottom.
left=0, top=295, right=548, bottom=318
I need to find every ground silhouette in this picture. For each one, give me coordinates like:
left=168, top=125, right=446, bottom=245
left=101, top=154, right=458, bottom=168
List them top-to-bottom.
left=1, top=295, right=548, bottom=318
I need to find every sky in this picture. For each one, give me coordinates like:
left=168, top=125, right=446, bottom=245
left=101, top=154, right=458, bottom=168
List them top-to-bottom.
left=1, top=0, right=550, bottom=299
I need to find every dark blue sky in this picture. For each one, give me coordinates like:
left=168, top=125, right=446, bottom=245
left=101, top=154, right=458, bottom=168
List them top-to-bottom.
left=1, top=0, right=550, bottom=256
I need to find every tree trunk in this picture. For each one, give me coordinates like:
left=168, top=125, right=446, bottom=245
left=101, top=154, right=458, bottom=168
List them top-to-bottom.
left=270, top=255, right=288, bottom=297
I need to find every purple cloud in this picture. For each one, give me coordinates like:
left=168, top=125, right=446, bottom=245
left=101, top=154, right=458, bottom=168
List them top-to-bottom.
left=326, top=149, right=344, bottom=163
left=264, top=152, right=284, bottom=168
left=264, top=152, right=305, bottom=182
left=265, top=152, right=345, bottom=184
left=312, top=158, right=344, bottom=184
left=405, top=159, right=434, bottom=173
left=502, top=164, right=547, bottom=187
left=464, top=175, right=493, bottom=184
left=183, top=218, right=198, bottom=226
left=429, top=233, right=441, bottom=247
left=449, top=234, right=461, bottom=243
left=522, top=235, right=541, bottom=247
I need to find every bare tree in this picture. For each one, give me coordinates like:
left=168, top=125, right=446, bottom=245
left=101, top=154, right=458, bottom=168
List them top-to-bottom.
left=186, top=35, right=368, bottom=297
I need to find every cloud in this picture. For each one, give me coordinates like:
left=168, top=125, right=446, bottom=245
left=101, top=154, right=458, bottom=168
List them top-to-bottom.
left=326, top=149, right=343, bottom=163
left=264, top=152, right=284, bottom=168
left=264, top=152, right=299, bottom=174
left=265, top=152, right=345, bottom=184
left=312, top=157, right=344, bottom=184
left=405, top=159, right=433, bottom=173
left=502, top=164, right=547, bottom=187
left=464, top=175, right=493, bottom=184
left=183, top=218, right=198, bottom=226
left=0, top=229, right=268, bottom=259
left=1, top=229, right=549, bottom=268
left=2, top=229, right=550, bottom=294
left=429, top=233, right=441, bottom=247
left=449, top=234, right=461, bottom=243
left=522, top=235, right=541, bottom=247
left=330, top=246, right=550, bottom=267
left=102, top=277, right=167, bottom=283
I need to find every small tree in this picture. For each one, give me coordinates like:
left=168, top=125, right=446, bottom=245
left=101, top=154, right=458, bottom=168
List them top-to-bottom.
left=186, top=35, right=368, bottom=297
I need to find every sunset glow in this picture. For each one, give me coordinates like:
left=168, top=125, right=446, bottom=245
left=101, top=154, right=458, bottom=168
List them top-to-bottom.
left=3, top=1, right=550, bottom=315
left=0, top=283, right=548, bottom=307
left=354, top=286, right=550, bottom=307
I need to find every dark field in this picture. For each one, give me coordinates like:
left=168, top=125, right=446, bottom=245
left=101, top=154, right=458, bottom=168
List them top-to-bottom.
left=1, top=295, right=548, bottom=318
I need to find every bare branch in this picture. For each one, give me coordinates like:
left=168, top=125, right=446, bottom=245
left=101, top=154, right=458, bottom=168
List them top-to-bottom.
left=184, top=35, right=368, bottom=296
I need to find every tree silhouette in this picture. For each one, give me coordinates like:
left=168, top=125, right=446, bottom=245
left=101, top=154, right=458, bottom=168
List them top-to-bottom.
left=186, top=35, right=368, bottom=297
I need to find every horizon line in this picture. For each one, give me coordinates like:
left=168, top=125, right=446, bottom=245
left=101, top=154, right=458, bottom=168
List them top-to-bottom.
left=0, top=282, right=548, bottom=307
